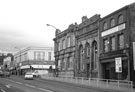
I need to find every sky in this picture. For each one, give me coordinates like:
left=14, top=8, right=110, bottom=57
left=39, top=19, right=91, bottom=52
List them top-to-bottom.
left=0, top=0, right=134, bottom=53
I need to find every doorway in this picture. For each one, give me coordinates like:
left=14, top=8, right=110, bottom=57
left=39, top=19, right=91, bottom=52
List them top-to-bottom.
left=87, top=64, right=90, bottom=78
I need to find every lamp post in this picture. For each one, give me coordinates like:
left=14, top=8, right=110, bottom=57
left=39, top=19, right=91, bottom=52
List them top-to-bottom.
left=46, top=24, right=60, bottom=77
left=46, top=24, right=61, bottom=36
left=14, top=47, right=21, bottom=75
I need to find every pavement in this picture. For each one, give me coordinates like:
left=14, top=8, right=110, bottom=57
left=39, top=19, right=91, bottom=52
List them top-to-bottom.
left=40, top=75, right=135, bottom=92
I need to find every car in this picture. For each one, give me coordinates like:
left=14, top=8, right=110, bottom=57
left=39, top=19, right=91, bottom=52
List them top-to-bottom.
left=0, top=71, right=4, bottom=77
left=4, top=71, right=10, bottom=77
left=32, top=71, right=39, bottom=77
left=24, top=72, right=33, bottom=80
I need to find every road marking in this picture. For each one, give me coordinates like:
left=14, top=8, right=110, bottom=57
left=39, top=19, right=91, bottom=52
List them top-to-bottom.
left=16, top=82, right=22, bottom=84
left=6, top=84, right=11, bottom=88
left=24, top=84, right=35, bottom=88
left=38, top=88, right=53, bottom=92
left=1, top=89, right=6, bottom=92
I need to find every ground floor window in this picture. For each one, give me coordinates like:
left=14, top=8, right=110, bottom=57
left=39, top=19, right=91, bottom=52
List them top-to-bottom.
left=103, top=60, right=128, bottom=80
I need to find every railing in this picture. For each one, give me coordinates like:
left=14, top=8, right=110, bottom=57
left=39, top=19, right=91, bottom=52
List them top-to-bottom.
left=41, top=75, right=134, bottom=92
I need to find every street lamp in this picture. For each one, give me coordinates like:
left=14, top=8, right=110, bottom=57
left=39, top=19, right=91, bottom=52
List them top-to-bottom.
left=46, top=24, right=61, bottom=36
left=46, top=24, right=61, bottom=77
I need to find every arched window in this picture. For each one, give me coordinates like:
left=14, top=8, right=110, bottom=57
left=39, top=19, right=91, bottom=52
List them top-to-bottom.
left=118, top=14, right=124, bottom=24
left=110, top=18, right=115, bottom=27
left=103, top=22, right=108, bottom=30
left=91, top=41, right=98, bottom=70
left=85, top=43, right=90, bottom=57
left=78, top=45, right=84, bottom=71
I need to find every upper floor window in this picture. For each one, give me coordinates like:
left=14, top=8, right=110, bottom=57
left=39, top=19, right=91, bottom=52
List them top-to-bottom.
left=118, top=15, right=124, bottom=24
left=110, top=18, right=115, bottom=27
left=103, top=22, right=108, bottom=30
left=118, top=34, right=124, bottom=49
left=72, top=35, right=75, bottom=46
left=67, top=36, right=70, bottom=47
left=110, top=36, right=116, bottom=51
left=62, top=39, right=65, bottom=49
left=103, top=39, right=109, bottom=52
left=85, top=43, right=90, bottom=57
left=34, top=52, right=45, bottom=60
left=48, top=52, right=51, bottom=60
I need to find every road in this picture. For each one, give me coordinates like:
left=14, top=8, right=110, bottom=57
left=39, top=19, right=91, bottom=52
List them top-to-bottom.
left=0, top=75, right=116, bottom=92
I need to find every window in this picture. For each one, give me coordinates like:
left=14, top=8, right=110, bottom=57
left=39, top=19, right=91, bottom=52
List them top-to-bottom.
left=118, top=15, right=123, bottom=24
left=110, top=18, right=115, bottom=27
left=103, top=22, right=108, bottom=30
left=118, top=34, right=124, bottom=49
left=72, top=35, right=75, bottom=46
left=67, top=36, right=70, bottom=47
left=110, top=36, right=116, bottom=51
left=62, top=39, right=65, bottom=49
left=103, top=39, right=109, bottom=52
left=85, top=43, right=90, bottom=57
left=79, top=45, right=84, bottom=71
left=34, top=52, right=44, bottom=60
left=48, top=52, right=51, bottom=60
left=68, top=57, right=73, bottom=70
left=62, top=58, right=67, bottom=70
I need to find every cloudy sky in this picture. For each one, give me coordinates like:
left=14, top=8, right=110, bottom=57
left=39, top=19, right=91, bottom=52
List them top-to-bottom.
left=0, top=0, right=134, bottom=53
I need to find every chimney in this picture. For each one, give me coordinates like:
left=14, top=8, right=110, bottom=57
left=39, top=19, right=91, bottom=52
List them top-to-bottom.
left=82, top=16, right=88, bottom=22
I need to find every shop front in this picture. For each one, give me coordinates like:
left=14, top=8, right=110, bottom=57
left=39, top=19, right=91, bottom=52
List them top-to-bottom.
left=101, top=57, right=128, bottom=80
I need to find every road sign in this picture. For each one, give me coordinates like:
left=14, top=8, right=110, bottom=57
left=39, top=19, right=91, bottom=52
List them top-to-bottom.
left=115, top=57, right=122, bottom=73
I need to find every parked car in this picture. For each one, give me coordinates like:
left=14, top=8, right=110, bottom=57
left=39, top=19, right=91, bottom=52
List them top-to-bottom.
left=0, top=71, right=4, bottom=77
left=4, top=71, right=10, bottom=77
left=32, top=71, right=39, bottom=77
left=24, top=72, right=33, bottom=80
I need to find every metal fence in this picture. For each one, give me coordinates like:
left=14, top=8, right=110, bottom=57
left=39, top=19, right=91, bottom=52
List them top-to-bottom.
left=41, top=75, right=134, bottom=92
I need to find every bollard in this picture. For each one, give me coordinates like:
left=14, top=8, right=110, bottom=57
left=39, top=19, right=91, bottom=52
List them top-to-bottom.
left=81, top=77, right=84, bottom=85
left=106, top=80, right=109, bottom=88
left=118, top=80, right=120, bottom=90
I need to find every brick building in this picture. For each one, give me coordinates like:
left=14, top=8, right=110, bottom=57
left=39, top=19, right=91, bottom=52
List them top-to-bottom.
left=99, top=3, right=135, bottom=82
left=75, top=14, right=100, bottom=78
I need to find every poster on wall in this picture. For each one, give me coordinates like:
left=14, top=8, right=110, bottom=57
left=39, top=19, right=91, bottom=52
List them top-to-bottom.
left=133, top=42, right=135, bottom=70
left=115, top=57, right=122, bottom=73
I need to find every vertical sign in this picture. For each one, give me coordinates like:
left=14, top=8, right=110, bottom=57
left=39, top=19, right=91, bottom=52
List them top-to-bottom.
left=133, top=42, right=135, bottom=70
left=115, top=57, right=122, bottom=72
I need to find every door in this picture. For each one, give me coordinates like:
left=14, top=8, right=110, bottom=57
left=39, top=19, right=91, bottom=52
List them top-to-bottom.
left=87, top=64, right=90, bottom=78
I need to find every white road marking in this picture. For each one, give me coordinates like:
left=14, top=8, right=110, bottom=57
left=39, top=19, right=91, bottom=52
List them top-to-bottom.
left=3, top=78, right=53, bottom=92
left=16, top=82, right=23, bottom=85
left=6, top=84, right=11, bottom=88
left=24, top=84, right=35, bottom=88
left=38, top=88, right=53, bottom=92
left=1, top=89, right=6, bottom=92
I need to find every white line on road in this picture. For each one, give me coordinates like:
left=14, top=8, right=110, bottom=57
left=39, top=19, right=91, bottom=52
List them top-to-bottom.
left=16, top=82, right=23, bottom=85
left=6, top=84, right=11, bottom=88
left=24, top=84, right=36, bottom=88
left=38, top=88, right=53, bottom=92
left=1, top=89, right=6, bottom=92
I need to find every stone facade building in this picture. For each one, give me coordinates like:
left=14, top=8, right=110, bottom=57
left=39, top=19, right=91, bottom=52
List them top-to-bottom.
left=99, top=3, right=135, bottom=82
left=75, top=14, right=100, bottom=78
left=53, top=24, right=76, bottom=77
left=14, top=47, right=55, bottom=75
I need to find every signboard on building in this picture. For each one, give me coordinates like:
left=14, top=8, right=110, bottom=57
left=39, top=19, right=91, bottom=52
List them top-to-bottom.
left=133, top=42, right=135, bottom=70
left=115, top=57, right=122, bottom=72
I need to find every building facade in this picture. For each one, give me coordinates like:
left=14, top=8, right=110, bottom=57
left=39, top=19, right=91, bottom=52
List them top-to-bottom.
left=99, top=3, right=135, bottom=82
left=75, top=14, right=100, bottom=78
left=53, top=24, right=76, bottom=77
left=14, top=47, right=55, bottom=75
